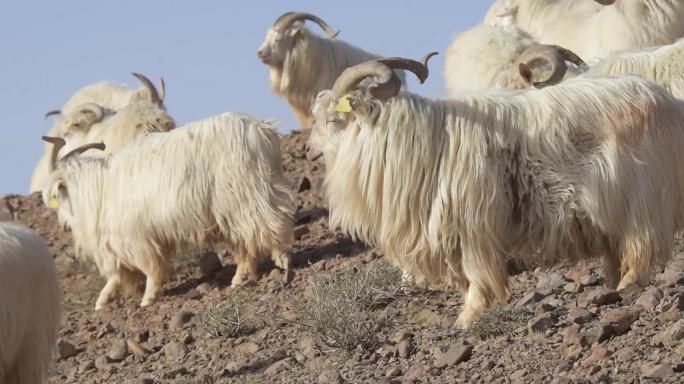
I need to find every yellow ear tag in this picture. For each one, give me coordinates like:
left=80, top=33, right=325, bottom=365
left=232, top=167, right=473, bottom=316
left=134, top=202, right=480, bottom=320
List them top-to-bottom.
left=333, top=95, right=353, bottom=113
left=48, top=195, right=59, bottom=209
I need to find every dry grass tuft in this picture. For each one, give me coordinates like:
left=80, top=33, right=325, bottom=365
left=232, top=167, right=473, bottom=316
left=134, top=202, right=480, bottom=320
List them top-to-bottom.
left=282, top=260, right=402, bottom=352
left=200, top=291, right=254, bottom=338
left=466, top=304, right=532, bottom=340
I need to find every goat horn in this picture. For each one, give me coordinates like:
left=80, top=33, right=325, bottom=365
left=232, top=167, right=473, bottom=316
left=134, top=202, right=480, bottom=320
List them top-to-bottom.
left=273, top=12, right=339, bottom=38
left=517, top=44, right=568, bottom=88
left=546, top=45, right=586, bottom=67
left=377, top=51, right=438, bottom=84
left=131, top=72, right=162, bottom=106
left=158, top=77, right=166, bottom=103
left=44, top=110, right=61, bottom=120
left=42, top=136, right=66, bottom=174
left=61, top=142, right=106, bottom=161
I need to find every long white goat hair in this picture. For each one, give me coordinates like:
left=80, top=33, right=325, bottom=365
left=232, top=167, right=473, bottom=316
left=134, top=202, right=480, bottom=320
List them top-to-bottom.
left=486, top=0, right=684, bottom=60
left=259, top=13, right=405, bottom=129
left=444, top=25, right=536, bottom=93
left=583, top=40, right=684, bottom=99
left=310, top=69, right=684, bottom=327
left=30, top=74, right=166, bottom=193
left=44, top=113, right=294, bottom=309
left=0, top=223, right=60, bottom=384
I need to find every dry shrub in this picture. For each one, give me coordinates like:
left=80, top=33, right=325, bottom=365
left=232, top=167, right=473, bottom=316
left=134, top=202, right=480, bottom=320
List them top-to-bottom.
left=284, top=260, right=401, bottom=352
left=200, top=291, right=253, bottom=338
left=466, top=304, right=532, bottom=340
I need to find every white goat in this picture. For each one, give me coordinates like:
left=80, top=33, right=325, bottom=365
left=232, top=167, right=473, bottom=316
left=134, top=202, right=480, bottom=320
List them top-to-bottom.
left=485, top=0, right=684, bottom=60
left=257, top=12, right=405, bottom=129
left=444, top=24, right=585, bottom=94
left=516, top=40, right=684, bottom=99
left=307, top=56, right=684, bottom=328
left=30, top=73, right=170, bottom=193
left=42, top=112, right=294, bottom=309
left=0, top=223, right=60, bottom=384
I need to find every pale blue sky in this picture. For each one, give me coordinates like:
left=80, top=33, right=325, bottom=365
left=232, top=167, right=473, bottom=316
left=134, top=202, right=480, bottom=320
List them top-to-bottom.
left=0, top=1, right=490, bottom=195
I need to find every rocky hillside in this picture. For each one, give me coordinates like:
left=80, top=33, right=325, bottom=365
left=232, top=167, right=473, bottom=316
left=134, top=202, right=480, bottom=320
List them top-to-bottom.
left=3, top=130, right=684, bottom=383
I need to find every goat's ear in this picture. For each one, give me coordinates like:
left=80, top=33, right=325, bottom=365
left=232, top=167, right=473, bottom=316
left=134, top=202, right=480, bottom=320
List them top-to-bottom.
left=288, top=27, right=307, bottom=38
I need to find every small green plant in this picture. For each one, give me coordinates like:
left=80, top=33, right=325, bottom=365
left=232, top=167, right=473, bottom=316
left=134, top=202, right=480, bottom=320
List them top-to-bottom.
left=282, top=260, right=401, bottom=352
left=200, top=291, right=253, bottom=338
left=466, top=304, right=532, bottom=340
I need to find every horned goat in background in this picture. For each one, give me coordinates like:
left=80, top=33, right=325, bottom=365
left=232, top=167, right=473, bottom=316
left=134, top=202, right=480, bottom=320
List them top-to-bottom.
left=485, top=0, right=684, bottom=60
left=257, top=12, right=405, bottom=129
left=443, top=24, right=585, bottom=94
left=515, top=40, right=684, bottom=100
left=307, top=54, right=684, bottom=328
left=29, top=73, right=172, bottom=193
left=42, top=112, right=293, bottom=310
left=0, top=223, right=60, bottom=384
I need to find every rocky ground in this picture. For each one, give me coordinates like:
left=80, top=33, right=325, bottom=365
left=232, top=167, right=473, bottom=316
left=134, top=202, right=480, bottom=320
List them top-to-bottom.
left=3, top=130, right=684, bottom=383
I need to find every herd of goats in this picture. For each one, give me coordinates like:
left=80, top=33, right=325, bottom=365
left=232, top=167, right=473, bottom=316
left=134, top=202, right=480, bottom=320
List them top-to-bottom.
left=3, top=1, right=684, bottom=382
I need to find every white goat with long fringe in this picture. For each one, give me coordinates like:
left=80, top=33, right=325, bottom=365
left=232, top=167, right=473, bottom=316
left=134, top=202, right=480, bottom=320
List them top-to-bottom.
left=485, top=0, right=684, bottom=60
left=257, top=12, right=404, bottom=129
left=514, top=40, right=684, bottom=100
left=307, top=55, right=684, bottom=328
left=30, top=73, right=169, bottom=193
left=42, top=112, right=294, bottom=309
left=0, top=223, right=60, bottom=384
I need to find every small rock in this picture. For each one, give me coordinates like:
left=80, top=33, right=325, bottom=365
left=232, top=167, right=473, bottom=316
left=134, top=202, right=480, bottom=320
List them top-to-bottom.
left=296, top=176, right=311, bottom=192
left=294, top=225, right=310, bottom=240
left=198, top=251, right=222, bottom=275
left=537, top=272, right=567, bottom=290
left=563, top=282, right=584, bottom=293
left=635, top=287, right=664, bottom=311
left=185, top=288, right=202, bottom=300
left=583, top=288, right=621, bottom=307
left=517, top=290, right=547, bottom=307
left=567, top=308, right=594, bottom=325
left=600, top=308, right=640, bottom=335
left=169, top=310, right=194, bottom=331
left=528, top=312, right=557, bottom=333
left=660, top=319, right=684, bottom=347
left=585, top=323, right=616, bottom=344
left=562, top=325, right=589, bottom=347
left=391, top=331, right=413, bottom=343
left=107, top=339, right=129, bottom=361
left=127, top=339, right=150, bottom=357
left=57, top=340, right=78, bottom=360
left=397, top=340, right=413, bottom=358
left=163, top=341, right=187, bottom=362
left=433, top=342, right=473, bottom=368
left=582, top=347, right=611, bottom=366
left=95, top=355, right=112, bottom=370
left=264, top=357, right=294, bottom=376
left=78, top=360, right=95, bottom=373
left=642, top=364, right=673, bottom=379
left=385, top=366, right=402, bottom=378
left=317, top=369, right=344, bottom=384
left=510, top=369, right=527, bottom=381
left=124, top=379, right=154, bottom=384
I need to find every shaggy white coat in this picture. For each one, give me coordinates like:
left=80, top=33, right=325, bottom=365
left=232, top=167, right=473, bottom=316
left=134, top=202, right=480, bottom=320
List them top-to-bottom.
left=485, top=0, right=684, bottom=60
left=259, top=25, right=404, bottom=129
left=309, top=75, right=684, bottom=327
left=44, top=112, right=294, bottom=309
left=0, top=223, right=60, bottom=384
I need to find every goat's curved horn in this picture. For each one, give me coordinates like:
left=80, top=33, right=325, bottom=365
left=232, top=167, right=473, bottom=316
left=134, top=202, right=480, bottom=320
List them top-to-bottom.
left=273, top=12, right=339, bottom=38
left=131, top=72, right=162, bottom=106
left=44, top=110, right=61, bottom=120
left=42, top=136, right=66, bottom=174
left=61, top=142, right=106, bottom=161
